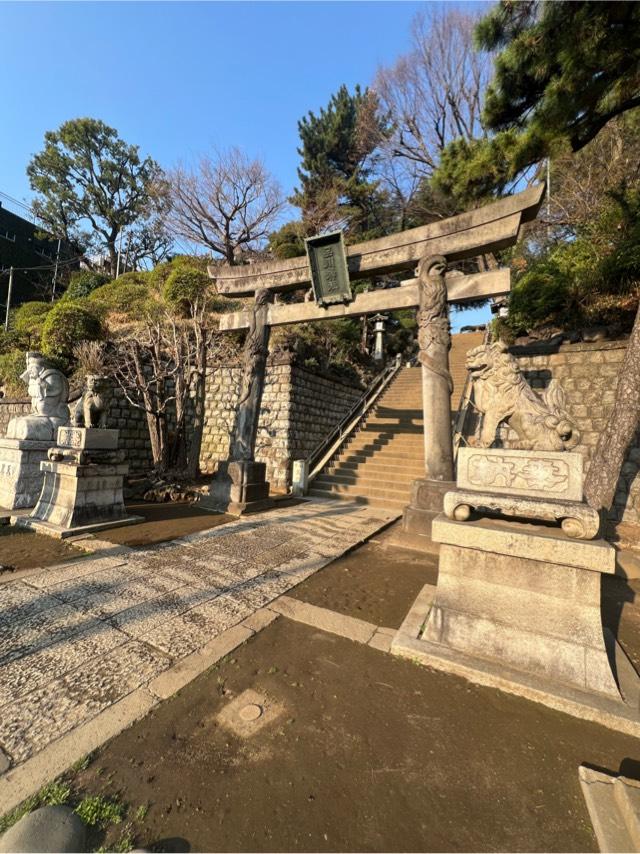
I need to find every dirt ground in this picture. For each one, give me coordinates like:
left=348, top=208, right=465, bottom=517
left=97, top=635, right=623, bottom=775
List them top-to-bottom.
left=100, top=502, right=233, bottom=548
left=0, top=527, right=83, bottom=573
left=46, top=531, right=640, bottom=853
left=288, top=535, right=438, bottom=628
left=61, top=615, right=640, bottom=853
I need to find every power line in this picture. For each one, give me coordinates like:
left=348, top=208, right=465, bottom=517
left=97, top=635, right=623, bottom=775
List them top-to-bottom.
left=0, top=190, right=36, bottom=220
left=0, top=252, right=87, bottom=275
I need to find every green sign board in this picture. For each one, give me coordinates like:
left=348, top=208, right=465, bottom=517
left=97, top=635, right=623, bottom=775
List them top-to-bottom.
left=305, top=231, right=353, bottom=307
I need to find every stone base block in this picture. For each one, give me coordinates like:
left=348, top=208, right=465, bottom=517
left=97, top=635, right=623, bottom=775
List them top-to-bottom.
left=0, top=438, right=54, bottom=510
left=24, top=458, right=135, bottom=536
left=201, top=459, right=272, bottom=515
left=396, top=478, right=453, bottom=551
left=443, top=488, right=600, bottom=539
left=16, top=514, right=143, bottom=540
left=394, top=516, right=630, bottom=707
left=393, top=588, right=640, bottom=737
left=579, top=765, right=640, bottom=852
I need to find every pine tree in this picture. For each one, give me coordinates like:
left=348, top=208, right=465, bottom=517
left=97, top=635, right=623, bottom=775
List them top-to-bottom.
left=433, top=1, right=640, bottom=203
left=292, top=85, right=390, bottom=239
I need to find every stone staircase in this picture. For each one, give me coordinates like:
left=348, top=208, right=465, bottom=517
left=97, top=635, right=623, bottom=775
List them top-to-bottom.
left=308, top=331, right=484, bottom=512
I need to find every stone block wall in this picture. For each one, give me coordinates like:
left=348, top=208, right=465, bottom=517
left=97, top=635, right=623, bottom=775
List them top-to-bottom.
left=489, top=339, right=635, bottom=523
left=200, top=359, right=362, bottom=490
left=0, top=361, right=361, bottom=490
left=0, top=388, right=154, bottom=474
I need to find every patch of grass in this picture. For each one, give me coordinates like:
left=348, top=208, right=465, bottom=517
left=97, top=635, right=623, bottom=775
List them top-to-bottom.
left=267, top=665, right=279, bottom=674
left=71, top=751, right=95, bottom=773
left=0, top=780, right=71, bottom=834
left=75, top=795, right=125, bottom=829
left=134, top=804, right=148, bottom=821
left=111, top=822, right=135, bottom=852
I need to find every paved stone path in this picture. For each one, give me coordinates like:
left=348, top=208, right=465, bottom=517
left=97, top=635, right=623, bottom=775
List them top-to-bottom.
left=0, top=499, right=396, bottom=779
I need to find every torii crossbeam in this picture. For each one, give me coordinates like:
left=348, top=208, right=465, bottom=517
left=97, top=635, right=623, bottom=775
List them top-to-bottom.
left=204, top=183, right=545, bottom=519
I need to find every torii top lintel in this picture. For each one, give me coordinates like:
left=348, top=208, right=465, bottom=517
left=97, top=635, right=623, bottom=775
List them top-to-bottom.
left=209, top=183, right=545, bottom=298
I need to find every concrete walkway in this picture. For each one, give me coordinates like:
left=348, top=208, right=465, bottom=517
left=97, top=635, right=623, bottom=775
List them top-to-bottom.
left=0, top=499, right=397, bottom=810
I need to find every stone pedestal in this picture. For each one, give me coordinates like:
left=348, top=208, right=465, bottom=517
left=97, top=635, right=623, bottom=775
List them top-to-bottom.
left=16, top=427, right=142, bottom=538
left=0, top=438, right=54, bottom=510
left=202, top=460, right=273, bottom=515
left=398, top=478, right=453, bottom=553
left=392, top=516, right=640, bottom=728
left=425, top=517, right=619, bottom=697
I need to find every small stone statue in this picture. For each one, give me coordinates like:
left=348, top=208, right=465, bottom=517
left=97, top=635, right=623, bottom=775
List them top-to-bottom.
left=466, top=340, right=580, bottom=451
left=6, top=352, right=70, bottom=441
left=73, top=375, right=113, bottom=428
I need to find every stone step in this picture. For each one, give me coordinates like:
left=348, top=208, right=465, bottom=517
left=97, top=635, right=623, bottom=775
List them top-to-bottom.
left=345, top=439, right=425, bottom=452
left=337, top=448, right=424, bottom=462
left=329, top=457, right=421, bottom=472
left=314, top=473, right=415, bottom=490
left=309, top=480, right=410, bottom=501
left=307, top=489, right=407, bottom=511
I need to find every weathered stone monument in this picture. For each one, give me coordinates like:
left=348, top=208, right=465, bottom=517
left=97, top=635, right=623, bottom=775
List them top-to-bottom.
left=207, top=185, right=545, bottom=522
left=393, top=344, right=640, bottom=730
left=0, top=352, right=70, bottom=509
left=17, top=374, right=141, bottom=537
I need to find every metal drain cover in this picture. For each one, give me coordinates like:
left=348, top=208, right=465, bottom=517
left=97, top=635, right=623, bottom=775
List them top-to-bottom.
left=239, top=703, right=263, bottom=722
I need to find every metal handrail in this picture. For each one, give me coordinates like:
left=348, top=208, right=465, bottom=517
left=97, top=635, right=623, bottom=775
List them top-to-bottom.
left=307, top=353, right=404, bottom=482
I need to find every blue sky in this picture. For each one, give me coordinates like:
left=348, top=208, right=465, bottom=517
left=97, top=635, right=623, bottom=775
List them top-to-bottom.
left=1, top=0, right=490, bottom=329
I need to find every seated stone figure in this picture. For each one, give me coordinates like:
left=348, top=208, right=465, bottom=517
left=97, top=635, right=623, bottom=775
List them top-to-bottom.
left=7, top=352, right=70, bottom=441
left=72, top=374, right=113, bottom=428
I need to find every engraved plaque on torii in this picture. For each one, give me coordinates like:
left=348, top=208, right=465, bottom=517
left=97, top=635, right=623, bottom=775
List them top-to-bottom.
left=305, top=231, right=353, bottom=307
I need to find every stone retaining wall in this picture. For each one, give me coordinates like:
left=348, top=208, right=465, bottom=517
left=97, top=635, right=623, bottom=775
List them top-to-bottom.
left=500, top=339, right=636, bottom=523
left=200, top=361, right=362, bottom=490
left=0, top=362, right=361, bottom=490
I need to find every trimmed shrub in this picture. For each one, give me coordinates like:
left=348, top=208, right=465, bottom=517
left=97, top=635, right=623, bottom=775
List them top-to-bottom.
left=163, top=267, right=210, bottom=315
left=63, top=270, right=110, bottom=301
left=88, top=277, right=154, bottom=320
left=13, top=301, right=53, bottom=348
left=41, top=302, right=103, bottom=365
left=0, top=350, right=26, bottom=397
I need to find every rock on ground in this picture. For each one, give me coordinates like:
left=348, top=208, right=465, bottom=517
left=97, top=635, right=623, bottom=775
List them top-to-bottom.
left=0, top=805, right=86, bottom=853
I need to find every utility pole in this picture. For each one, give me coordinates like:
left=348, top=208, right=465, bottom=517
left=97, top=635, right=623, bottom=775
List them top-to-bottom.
left=115, top=231, right=124, bottom=278
left=122, top=232, right=131, bottom=274
left=51, top=237, right=61, bottom=302
left=5, top=267, right=13, bottom=330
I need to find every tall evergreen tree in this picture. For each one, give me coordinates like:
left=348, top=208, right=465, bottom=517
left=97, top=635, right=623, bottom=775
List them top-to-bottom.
left=433, top=1, right=640, bottom=203
left=292, top=84, right=389, bottom=239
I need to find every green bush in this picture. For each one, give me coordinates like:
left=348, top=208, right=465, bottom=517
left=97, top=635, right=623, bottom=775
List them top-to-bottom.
left=505, top=191, right=640, bottom=335
left=163, top=267, right=210, bottom=314
left=63, top=270, right=110, bottom=301
left=88, top=277, right=154, bottom=319
left=13, top=301, right=53, bottom=348
left=41, top=302, right=103, bottom=365
left=0, top=350, right=26, bottom=397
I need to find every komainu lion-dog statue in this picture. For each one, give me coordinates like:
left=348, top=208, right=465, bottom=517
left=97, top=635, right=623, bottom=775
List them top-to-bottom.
left=466, top=341, right=580, bottom=451
left=72, top=374, right=113, bottom=429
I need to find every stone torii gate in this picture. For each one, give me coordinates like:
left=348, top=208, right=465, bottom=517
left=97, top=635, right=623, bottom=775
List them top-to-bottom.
left=204, top=184, right=545, bottom=523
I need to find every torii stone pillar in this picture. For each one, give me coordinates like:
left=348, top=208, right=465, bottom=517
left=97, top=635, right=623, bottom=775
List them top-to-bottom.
left=401, top=255, right=456, bottom=548
left=202, top=288, right=275, bottom=515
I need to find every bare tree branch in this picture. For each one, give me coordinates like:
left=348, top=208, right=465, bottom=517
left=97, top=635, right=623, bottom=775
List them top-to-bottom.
left=166, top=147, right=287, bottom=263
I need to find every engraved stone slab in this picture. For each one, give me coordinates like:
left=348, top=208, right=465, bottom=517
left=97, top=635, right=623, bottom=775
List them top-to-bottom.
left=57, top=427, right=119, bottom=450
left=457, top=447, right=583, bottom=502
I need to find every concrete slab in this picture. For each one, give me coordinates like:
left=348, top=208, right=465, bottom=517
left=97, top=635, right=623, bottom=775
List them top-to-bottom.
left=579, top=765, right=640, bottom=852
